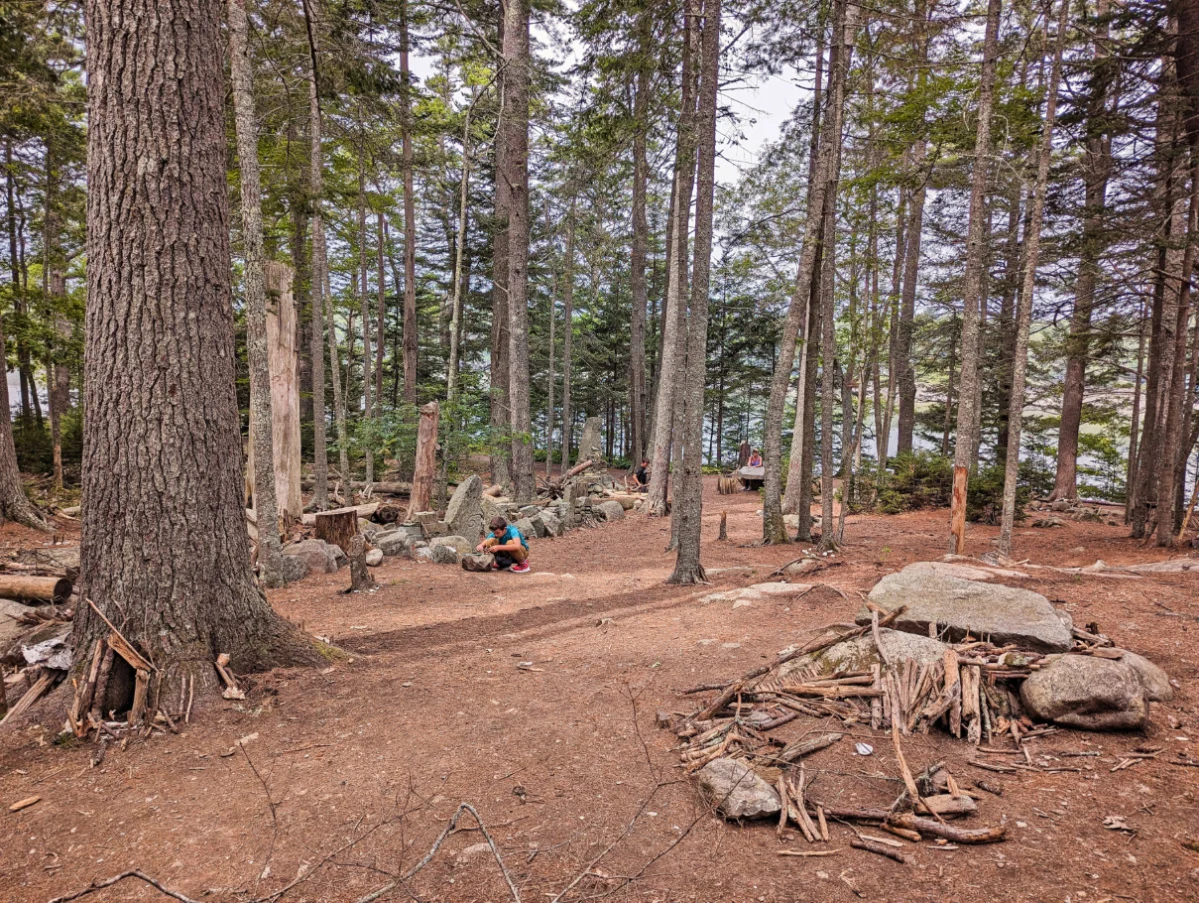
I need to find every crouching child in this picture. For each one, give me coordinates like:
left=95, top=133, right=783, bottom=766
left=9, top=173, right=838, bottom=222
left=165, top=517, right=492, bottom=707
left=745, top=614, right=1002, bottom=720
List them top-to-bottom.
left=472, top=516, right=531, bottom=573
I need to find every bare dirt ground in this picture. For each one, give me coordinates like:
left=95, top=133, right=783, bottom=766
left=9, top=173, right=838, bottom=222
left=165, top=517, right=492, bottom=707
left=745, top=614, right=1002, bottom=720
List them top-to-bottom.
left=2, top=476, right=1198, bottom=903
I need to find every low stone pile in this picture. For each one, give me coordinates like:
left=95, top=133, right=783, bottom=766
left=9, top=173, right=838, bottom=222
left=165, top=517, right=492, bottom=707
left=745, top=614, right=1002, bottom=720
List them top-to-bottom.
left=665, top=558, right=1178, bottom=836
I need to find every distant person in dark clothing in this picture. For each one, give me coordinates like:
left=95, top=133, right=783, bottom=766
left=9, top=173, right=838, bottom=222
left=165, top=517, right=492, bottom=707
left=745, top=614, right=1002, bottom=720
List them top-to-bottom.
left=631, top=458, right=650, bottom=492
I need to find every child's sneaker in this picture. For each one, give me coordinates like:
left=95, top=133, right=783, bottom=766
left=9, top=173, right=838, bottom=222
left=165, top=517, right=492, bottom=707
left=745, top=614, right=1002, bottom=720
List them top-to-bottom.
left=510, top=561, right=531, bottom=574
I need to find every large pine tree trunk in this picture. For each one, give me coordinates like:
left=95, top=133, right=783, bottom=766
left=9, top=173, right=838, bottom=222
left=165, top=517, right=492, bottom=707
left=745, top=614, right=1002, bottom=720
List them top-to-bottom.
left=75, top=0, right=321, bottom=699
left=230, top=0, right=286, bottom=587
left=400, top=0, right=418, bottom=404
left=503, top=0, right=535, bottom=503
left=670, top=0, right=720, bottom=585
left=948, top=0, right=1002, bottom=554
left=997, top=0, right=1069, bottom=556
left=646, top=5, right=698, bottom=518
left=490, top=10, right=512, bottom=491
left=447, top=94, right=474, bottom=401
left=894, top=147, right=927, bottom=456
left=357, top=168, right=374, bottom=483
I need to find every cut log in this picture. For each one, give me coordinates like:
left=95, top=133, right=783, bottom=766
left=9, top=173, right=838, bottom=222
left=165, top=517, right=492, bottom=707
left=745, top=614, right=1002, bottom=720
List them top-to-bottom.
left=406, top=401, right=439, bottom=520
left=301, top=479, right=416, bottom=495
left=299, top=502, right=379, bottom=527
left=314, top=507, right=363, bottom=554
left=0, top=574, right=72, bottom=604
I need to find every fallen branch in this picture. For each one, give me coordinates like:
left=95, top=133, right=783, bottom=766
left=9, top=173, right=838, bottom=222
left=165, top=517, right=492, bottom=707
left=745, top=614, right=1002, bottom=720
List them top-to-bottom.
left=850, top=837, right=907, bottom=863
left=48, top=870, right=201, bottom=903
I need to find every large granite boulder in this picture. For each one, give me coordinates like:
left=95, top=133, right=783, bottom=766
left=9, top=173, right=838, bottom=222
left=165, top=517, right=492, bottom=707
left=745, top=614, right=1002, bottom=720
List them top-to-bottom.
left=577, top=416, right=604, bottom=466
left=446, top=475, right=485, bottom=541
left=540, top=510, right=564, bottom=537
left=514, top=518, right=537, bottom=541
left=283, top=539, right=342, bottom=574
left=416, top=543, right=460, bottom=565
left=901, top=560, right=1029, bottom=582
left=858, top=571, right=1073, bottom=652
left=775, top=628, right=949, bottom=681
left=1020, top=655, right=1148, bottom=730
left=696, top=758, right=781, bottom=819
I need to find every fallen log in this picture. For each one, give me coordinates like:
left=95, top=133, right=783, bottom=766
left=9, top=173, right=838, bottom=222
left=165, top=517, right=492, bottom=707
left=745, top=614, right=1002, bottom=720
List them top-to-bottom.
left=300, top=502, right=379, bottom=528
left=0, top=574, right=72, bottom=604
left=816, top=805, right=1005, bottom=844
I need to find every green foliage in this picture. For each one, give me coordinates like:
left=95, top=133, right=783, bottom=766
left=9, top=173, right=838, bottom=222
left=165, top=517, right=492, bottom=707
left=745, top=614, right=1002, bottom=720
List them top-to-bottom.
left=863, top=451, right=1027, bottom=524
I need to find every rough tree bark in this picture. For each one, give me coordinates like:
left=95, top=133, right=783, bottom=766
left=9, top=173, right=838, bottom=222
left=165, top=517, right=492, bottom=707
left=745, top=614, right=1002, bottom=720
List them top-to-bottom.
left=74, top=0, right=322, bottom=701
left=229, top=0, right=286, bottom=587
left=503, top=0, right=535, bottom=503
left=670, top=0, right=720, bottom=585
left=948, top=0, right=1002, bottom=555
left=997, top=0, right=1069, bottom=556
left=490, top=8, right=512, bottom=491
left=447, top=90, right=475, bottom=402
left=357, top=166, right=374, bottom=483
left=407, top=401, right=439, bottom=518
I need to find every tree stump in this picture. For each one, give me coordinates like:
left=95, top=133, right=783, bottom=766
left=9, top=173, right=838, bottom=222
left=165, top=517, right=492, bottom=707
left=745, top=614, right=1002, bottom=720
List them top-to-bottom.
left=406, top=401, right=439, bottom=520
left=315, top=507, right=359, bottom=555
left=718, top=510, right=728, bottom=541
left=347, top=535, right=375, bottom=592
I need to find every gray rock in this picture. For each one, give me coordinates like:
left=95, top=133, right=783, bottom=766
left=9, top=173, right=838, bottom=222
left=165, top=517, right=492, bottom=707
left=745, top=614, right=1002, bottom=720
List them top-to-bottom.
left=577, top=416, right=604, bottom=465
left=446, top=475, right=486, bottom=541
left=481, top=496, right=507, bottom=529
left=597, top=500, right=625, bottom=522
left=519, top=505, right=541, bottom=519
left=540, top=510, right=563, bottom=537
left=528, top=514, right=548, bottom=538
left=514, top=518, right=537, bottom=541
left=359, top=519, right=383, bottom=537
left=375, top=530, right=412, bottom=557
left=431, top=535, right=472, bottom=557
left=283, top=539, right=341, bottom=574
left=416, top=543, right=459, bottom=565
left=365, top=548, right=384, bottom=567
left=462, top=553, right=494, bottom=572
left=279, top=554, right=310, bottom=583
left=902, top=560, right=1029, bottom=582
left=858, top=571, right=1073, bottom=653
left=0, top=599, right=39, bottom=648
left=22, top=623, right=72, bottom=670
left=776, top=628, right=949, bottom=681
left=1114, top=649, right=1173, bottom=702
left=1020, top=655, right=1148, bottom=730
left=696, top=758, right=781, bottom=819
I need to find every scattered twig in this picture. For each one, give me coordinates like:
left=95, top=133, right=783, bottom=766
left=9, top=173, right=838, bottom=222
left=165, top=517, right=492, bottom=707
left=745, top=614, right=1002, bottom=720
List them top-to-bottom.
left=48, top=870, right=201, bottom=903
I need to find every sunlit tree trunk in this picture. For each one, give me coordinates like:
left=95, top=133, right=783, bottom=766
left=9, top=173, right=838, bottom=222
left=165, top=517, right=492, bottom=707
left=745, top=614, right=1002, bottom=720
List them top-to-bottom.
left=400, top=0, right=418, bottom=404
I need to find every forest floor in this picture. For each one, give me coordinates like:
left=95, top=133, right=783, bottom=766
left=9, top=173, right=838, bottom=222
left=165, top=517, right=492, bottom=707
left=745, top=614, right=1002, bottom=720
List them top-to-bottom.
left=2, top=475, right=1198, bottom=903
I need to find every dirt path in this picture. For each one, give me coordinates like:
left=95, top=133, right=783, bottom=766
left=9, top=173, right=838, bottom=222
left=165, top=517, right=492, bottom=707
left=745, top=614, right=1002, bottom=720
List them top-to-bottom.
left=2, top=479, right=1197, bottom=902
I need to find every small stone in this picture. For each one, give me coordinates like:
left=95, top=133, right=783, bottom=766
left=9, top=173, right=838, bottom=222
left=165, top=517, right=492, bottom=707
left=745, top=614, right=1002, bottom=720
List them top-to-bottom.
left=364, top=549, right=384, bottom=567
left=696, top=758, right=781, bottom=819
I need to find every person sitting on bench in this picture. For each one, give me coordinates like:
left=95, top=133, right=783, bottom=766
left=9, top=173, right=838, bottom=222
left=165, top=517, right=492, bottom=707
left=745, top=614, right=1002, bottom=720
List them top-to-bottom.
left=747, top=448, right=763, bottom=467
left=476, top=516, right=531, bottom=573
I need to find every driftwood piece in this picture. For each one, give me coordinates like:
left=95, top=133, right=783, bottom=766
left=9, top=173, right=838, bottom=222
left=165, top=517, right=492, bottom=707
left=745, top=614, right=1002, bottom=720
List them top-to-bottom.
left=406, top=401, right=440, bottom=520
left=314, top=507, right=360, bottom=555
left=348, top=535, right=375, bottom=592
left=0, top=574, right=72, bottom=603
left=943, top=650, right=962, bottom=737
left=215, top=653, right=246, bottom=700
left=129, top=668, right=150, bottom=724
left=0, top=670, right=58, bottom=725
left=817, top=805, right=1005, bottom=844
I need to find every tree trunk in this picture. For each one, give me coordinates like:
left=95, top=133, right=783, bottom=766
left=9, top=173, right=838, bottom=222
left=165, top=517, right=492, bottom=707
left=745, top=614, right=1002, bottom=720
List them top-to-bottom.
left=75, top=0, right=321, bottom=701
left=229, top=0, right=286, bottom=587
left=400, top=0, right=418, bottom=404
left=503, top=0, right=535, bottom=503
left=670, top=0, right=720, bottom=585
left=763, top=0, right=858, bottom=544
left=948, top=0, right=1002, bottom=554
left=997, top=0, right=1069, bottom=556
left=1051, top=3, right=1112, bottom=501
left=646, top=4, right=698, bottom=518
left=490, top=8, right=512, bottom=491
left=629, top=11, right=652, bottom=465
left=303, top=18, right=329, bottom=511
left=447, top=92, right=474, bottom=402
left=895, top=146, right=927, bottom=456
left=357, top=167, right=374, bottom=483
left=878, top=188, right=907, bottom=479
left=559, top=203, right=577, bottom=472
left=375, top=210, right=386, bottom=406
left=265, top=263, right=303, bottom=523
left=407, top=401, right=439, bottom=518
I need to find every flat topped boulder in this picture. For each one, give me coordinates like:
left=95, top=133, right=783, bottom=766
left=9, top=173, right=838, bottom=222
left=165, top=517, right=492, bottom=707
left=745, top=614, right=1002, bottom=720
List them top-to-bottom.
left=902, top=560, right=1029, bottom=582
left=858, top=571, right=1073, bottom=653
left=1020, top=655, right=1148, bottom=730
